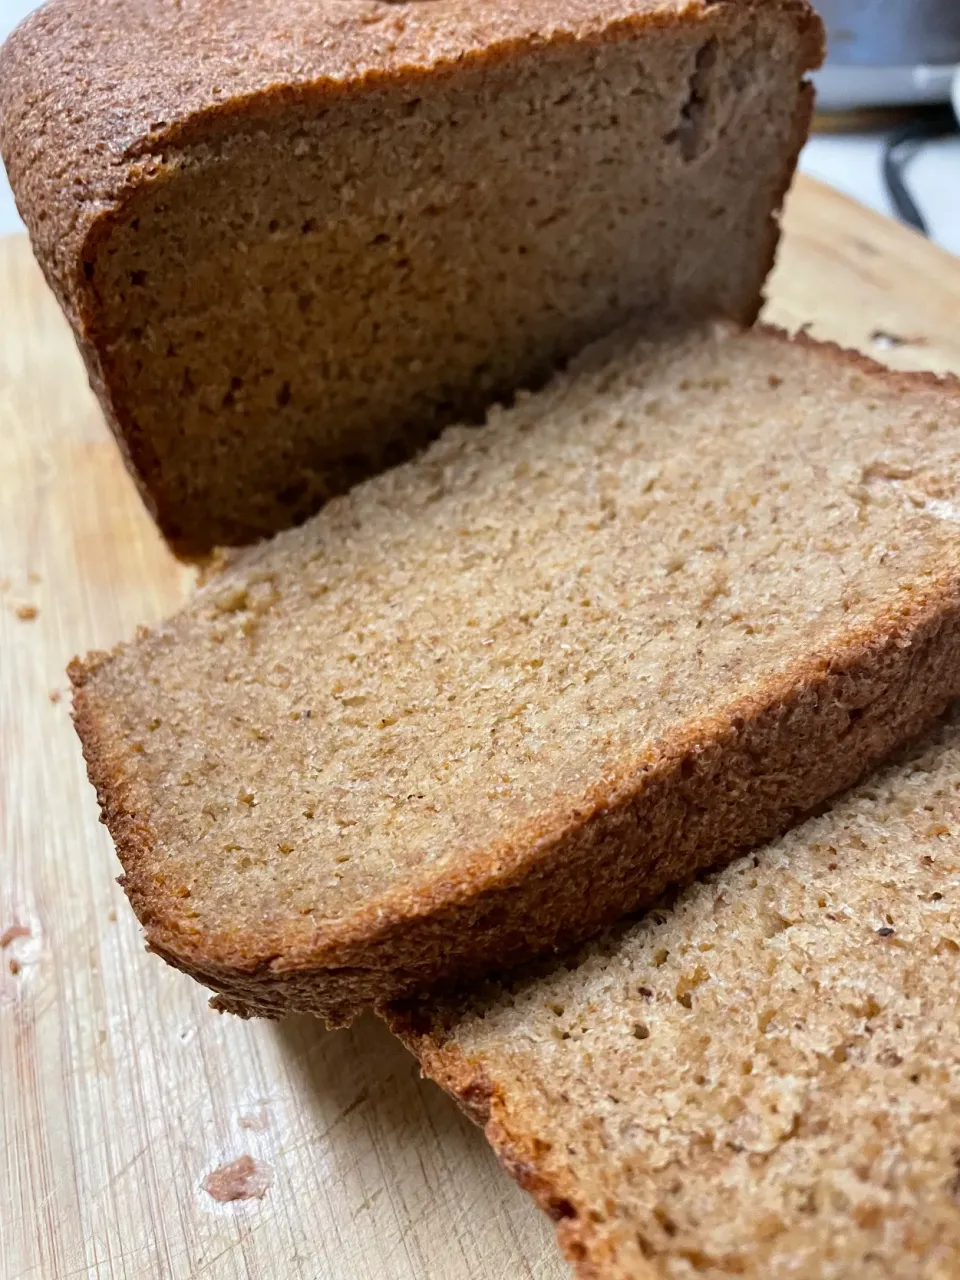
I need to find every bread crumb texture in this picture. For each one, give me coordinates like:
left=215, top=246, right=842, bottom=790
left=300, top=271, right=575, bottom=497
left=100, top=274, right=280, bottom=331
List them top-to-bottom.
left=70, top=324, right=960, bottom=1015
left=407, top=710, right=960, bottom=1279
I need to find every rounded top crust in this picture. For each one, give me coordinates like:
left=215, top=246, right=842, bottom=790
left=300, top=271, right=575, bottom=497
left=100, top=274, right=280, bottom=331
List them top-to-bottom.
left=0, top=0, right=823, bottom=319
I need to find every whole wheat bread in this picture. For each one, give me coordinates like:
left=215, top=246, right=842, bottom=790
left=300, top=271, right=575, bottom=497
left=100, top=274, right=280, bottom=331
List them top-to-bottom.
left=0, top=0, right=821, bottom=552
left=70, top=323, right=960, bottom=1026
left=396, top=708, right=960, bottom=1279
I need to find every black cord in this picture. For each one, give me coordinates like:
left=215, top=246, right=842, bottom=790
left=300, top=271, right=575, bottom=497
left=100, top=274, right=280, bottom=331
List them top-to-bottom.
left=882, top=106, right=957, bottom=237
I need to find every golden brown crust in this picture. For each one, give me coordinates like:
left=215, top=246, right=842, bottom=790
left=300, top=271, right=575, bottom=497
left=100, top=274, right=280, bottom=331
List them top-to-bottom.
left=0, top=0, right=824, bottom=259
left=1, top=0, right=823, bottom=551
left=70, top=542, right=960, bottom=1025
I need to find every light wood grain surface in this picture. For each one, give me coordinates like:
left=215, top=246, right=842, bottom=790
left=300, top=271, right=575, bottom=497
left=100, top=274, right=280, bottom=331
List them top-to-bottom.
left=2, top=174, right=959, bottom=1280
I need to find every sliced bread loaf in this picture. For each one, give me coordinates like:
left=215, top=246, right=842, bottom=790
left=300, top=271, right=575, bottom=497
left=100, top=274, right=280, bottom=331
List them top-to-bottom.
left=0, top=0, right=822, bottom=551
left=70, top=323, right=960, bottom=1026
left=396, top=709, right=960, bottom=1279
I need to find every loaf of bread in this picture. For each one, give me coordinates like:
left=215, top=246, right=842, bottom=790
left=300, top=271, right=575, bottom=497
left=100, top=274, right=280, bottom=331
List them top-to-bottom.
left=0, top=0, right=822, bottom=552
left=69, top=322, right=960, bottom=1025
left=396, top=709, right=960, bottom=1278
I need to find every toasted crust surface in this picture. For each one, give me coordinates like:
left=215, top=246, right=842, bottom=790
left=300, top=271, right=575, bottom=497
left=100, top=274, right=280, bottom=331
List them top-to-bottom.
left=0, top=0, right=823, bottom=291
left=1, top=0, right=822, bottom=550
left=67, top=323, right=960, bottom=1025
left=396, top=709, right=960, bottom=1277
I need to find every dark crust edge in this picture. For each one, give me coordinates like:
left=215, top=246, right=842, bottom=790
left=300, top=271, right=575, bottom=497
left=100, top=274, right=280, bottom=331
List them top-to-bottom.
left=2, top=0, right=824, bottom=554
left=735, top=67, right=816, bottom=331
left=70, top=426, right=960, bottom=1028
left=389, top=1022, right=651, bottom=1279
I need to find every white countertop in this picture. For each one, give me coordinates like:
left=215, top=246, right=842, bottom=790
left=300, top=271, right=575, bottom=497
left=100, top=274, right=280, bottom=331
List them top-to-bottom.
left=0, top=0, right=957, bottom=256
left=801, top=132, right=960, bottom=257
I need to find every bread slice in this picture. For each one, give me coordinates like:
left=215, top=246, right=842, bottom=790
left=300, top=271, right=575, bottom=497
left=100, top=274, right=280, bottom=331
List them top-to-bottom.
left=0, top=0, right=821, bottom=552
left=69, top=323, right=960, bottom=1026
left=395, top=709, right=960, bottom=1279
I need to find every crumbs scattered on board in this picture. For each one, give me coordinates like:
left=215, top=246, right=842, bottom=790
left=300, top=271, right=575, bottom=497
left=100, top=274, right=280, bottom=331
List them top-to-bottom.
left=869, top=329, right=928, bottom=352
left=3, top=572, right=42, bottom=618
left=49, top=689, right=62, bottom=704
left=238, top=1106, right=271, bottom=1132
left=203, top=1155, right=273, bottom=1203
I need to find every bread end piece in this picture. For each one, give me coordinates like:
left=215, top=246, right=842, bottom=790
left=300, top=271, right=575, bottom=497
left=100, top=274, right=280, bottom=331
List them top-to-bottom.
left=2, top=0, right=822, bottom=551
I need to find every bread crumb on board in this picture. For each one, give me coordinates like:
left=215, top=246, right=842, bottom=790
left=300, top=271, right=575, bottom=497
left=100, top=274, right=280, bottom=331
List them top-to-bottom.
left=15, top=604, right=38, bottom=621
left=238, top=1106, right=271, bottom=1132
left=203, top=1154, right=273, bottom=1203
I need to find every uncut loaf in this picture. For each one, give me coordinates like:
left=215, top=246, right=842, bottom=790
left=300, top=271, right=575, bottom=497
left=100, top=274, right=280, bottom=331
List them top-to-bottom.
left=0, top=0, right=822, bottom=552
left=70, top=323, right=960, bottom=1026
left=397, top=710, right=960, bottom=1280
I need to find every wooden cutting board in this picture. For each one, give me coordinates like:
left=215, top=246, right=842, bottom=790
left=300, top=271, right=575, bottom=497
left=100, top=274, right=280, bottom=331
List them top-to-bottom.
left=3, top=174, right=960, bottom=1280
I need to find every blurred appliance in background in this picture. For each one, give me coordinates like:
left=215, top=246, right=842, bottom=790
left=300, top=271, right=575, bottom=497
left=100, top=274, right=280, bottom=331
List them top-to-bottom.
left=812, top=0, right=960, bottom=237
left=814, top=0, right=960, bottom=110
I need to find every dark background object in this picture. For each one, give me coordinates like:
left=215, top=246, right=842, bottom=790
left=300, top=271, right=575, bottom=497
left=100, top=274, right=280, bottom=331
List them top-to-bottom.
left=882, top=106, right=958, bottom=237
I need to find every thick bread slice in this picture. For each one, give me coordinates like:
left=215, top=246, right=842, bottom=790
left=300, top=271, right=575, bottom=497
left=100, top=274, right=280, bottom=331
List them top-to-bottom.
left=0, top=0, right=821, bottom=551
left=70, top=323, right=960, bottom=1026
left=396, top=710, right=960, bottom=1279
